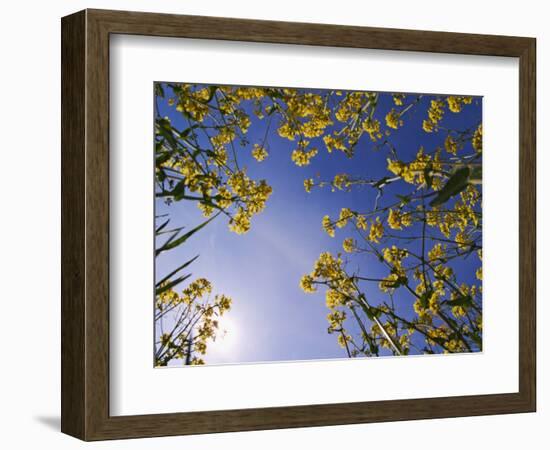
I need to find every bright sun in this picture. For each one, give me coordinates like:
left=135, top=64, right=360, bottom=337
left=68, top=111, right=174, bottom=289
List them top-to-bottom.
left=208, top=316, right=240, bottom=359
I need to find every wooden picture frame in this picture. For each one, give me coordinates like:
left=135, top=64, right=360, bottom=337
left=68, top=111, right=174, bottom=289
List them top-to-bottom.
left=61, top=8, right=536, bottom=441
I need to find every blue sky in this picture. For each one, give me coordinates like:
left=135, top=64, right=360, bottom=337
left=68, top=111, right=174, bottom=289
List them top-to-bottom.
left=155, top=84, right=482, bottom=365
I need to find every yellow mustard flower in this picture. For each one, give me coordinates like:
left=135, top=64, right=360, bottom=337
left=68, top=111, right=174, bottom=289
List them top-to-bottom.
left=392, top=94, right=405, bottom=106
left=447, top=95, right=472, bottom=113
left=385, top=109, right=403, bottom=129
left=362, top=118, right=382, bottom=141
left=472, top=123, right=482, bottom=152
left=444, top=135, right=458, bottom=155
left=251, top=144, right=268, bottom=162
left=291, top=147, right=318, bottom=166
left=303, top=178, right=314, bottom=193
left=337, top=208, right=353, bottom=228
left=322, top=215, right=335, bottom=237
left=356, top=215, right=368, bottom=231
left=369, top=217, right=384, bottom=243
left=342, top=237, right=355, bottom=253
left=300, top=274, right=317, bottom=293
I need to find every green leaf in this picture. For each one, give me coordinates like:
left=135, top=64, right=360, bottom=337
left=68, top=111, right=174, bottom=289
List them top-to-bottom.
left=154, top=82, right=165, bottom=98
left=207, top=86, right=217, bottom=102
left=266, top=89, right=284, bottom=100
left=156, top=118, right=179, bottom=151
left=178, top=124, right=200, bottom=140
left=155, top=151, right=171, bottom=166
left=470, top=165, right=482, bottom=184
left=429, top=167, right=470, bottom=207
left=170, top=180, right=187, bottom=201
left=395, top=194, right=411, bottom=205
left=156, top=215, right=217, bottom=256
left=155, top=219, right=170, bottom=234
left=156, top=225, right=186, bottom=236
left=156, top=255, right=199, bottom=290
left=155, top=274, right=192, bottom=296
left=419, top=288, right=433, bottom=309
left=447, top=295, right=473, bottom=308
left=471, top=333, right=482, bottom=347
left=369, top=343, right=379, bottom=355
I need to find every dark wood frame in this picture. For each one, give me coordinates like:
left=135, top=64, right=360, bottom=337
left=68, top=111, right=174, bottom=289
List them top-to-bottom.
left=61, top=8, right=536, bottom=441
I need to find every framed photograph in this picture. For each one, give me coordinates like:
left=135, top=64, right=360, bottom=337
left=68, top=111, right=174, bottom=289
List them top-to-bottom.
left=61, top=9, right=536, bottom=441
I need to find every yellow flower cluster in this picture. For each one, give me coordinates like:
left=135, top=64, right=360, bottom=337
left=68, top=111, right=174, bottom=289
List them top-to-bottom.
left=175, top=85, right=211, bottom=122
left=234, top=87, right=266, bottom=100
left=275, top=90, right=333, bottom=142
left=284, top=90, right=325, bottom=118
left=335, top=92, right=365, bottom=122
left=392, top=94, right=406, bottom=106
left=447, top=96, right=472, bottom=113
left=422, top=100, right=445, bottom=133
left=385, top=109, right=403, bottom=129
left=301, top=114, right=333, bottom=138
left=362, top=118, right=383, bottom=141
left=277, top=122, right=298, bottom=140
left=472, top=123, right=482, bottom=152
left=211, top=125, right=237, bottom=148
left=323, top=134, right=348, bottom=154
left=444, top=135, right=458, bottom=155
left=251, top=143, right=268, bottom=162
left=212, top=147, right=228, bottom=166
left=291, top=147, right=318, bottom=166
left=386, top=147, right=442, bottom=187
left=169, top=157, right=205, bottom=193
left=226, top=170, right=273, bottom=234
left=333, top=173, right=351, bottom=191
left=303, top=178, right=314, bottom=193
left=426, top=184, right=480, bottom=239
left=215, top=186, right=233, bottom=209
left=197, top=202, right=214, bottom=217
left=229, top=207, right=252, bottom=234
left=337, top=208, right=354, bottom=228
left=387, top=208, right=413, bottom=230
left=322, top=215, right=335, bottom=237
left=356, top=215, right=368, bottom=231
left=369, top=217, right=384, bottom=243
left=454, top=231, right=471, bottom=249
left=342, top=237, right=355, bottom=253
left=428, top=243, right=446, bottom=262
left=378, top=246, right=409, bottom=293
left=382, top=246, right=408, bottom=268
left=301, top=252, right=356, bottom=311
left=313, top=253, right=344, bottom=282
left=433, top=264, right=453, bottom=281
left=476, top=266, right=483, bottom=281
left=379, top=273, right=403, bottom=293
left=299, top=274, right=316, bottom=294
left=414, top=274, right=445, bottom=317
left=155, top=275, right=232, bottom=366
left=182, top=278, right=212, bottom=299
left=450, top=284, right=478, bottom=318
left=156, top=288, right=180, bottom=309
left=326, top=289, right=347, bottom=309
left=327, top=310, right=346, bottom=333
left=426, top=327, right=450, bottom=347
left=337, top=333, right=352, bottom=349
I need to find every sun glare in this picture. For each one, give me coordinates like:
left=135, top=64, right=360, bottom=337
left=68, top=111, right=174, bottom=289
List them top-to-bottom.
left=207, top=316, right=240, bottom=361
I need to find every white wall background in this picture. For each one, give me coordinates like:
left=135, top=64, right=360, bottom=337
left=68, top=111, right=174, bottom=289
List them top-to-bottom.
left=0, top=0, right=546, bottom=448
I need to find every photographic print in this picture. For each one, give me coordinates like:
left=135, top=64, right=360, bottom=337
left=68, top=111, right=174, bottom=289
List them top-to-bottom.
left=154, top=83, right=482, bottom=367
